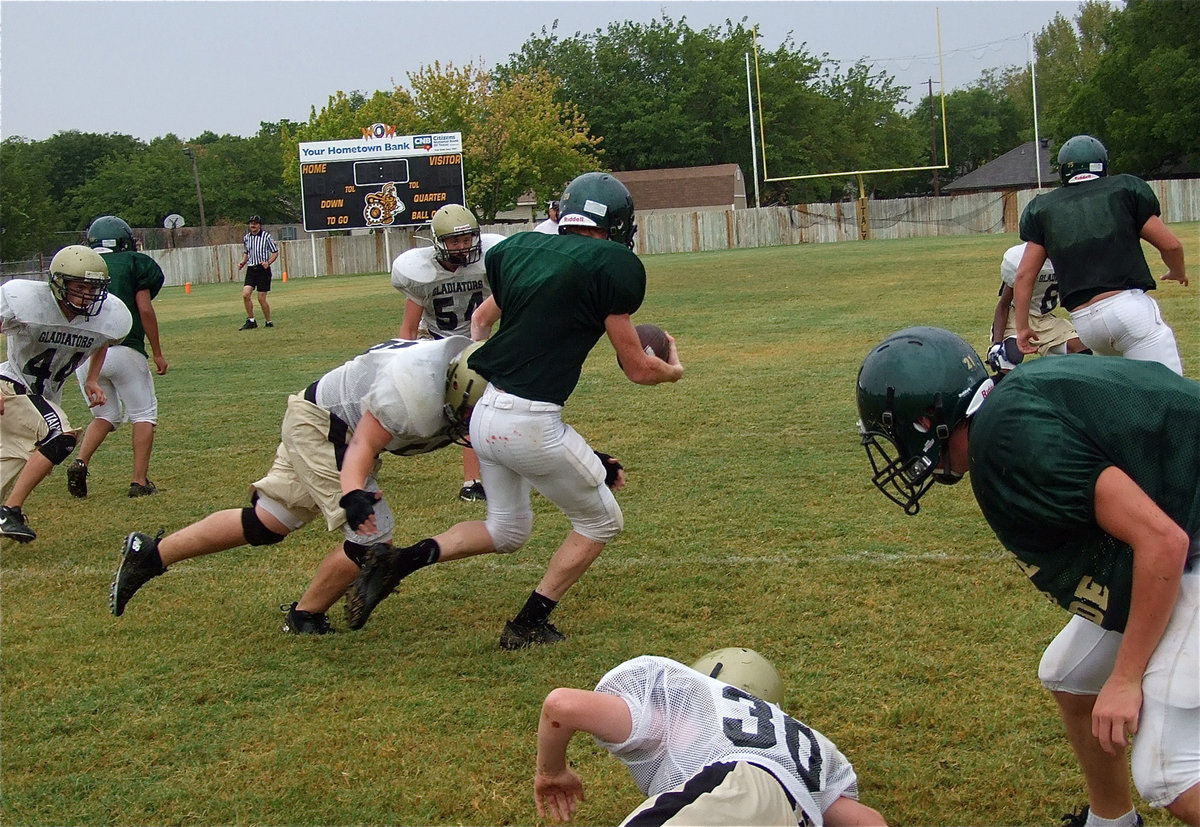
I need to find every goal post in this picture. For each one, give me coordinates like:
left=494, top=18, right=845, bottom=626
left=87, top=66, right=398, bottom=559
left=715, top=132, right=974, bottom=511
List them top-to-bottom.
left=750, top=13, right=951, bottom=237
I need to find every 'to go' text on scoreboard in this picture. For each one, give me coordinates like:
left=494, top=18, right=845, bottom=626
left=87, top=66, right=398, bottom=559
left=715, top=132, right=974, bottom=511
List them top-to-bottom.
left=298, top=132, right=465, bottom=232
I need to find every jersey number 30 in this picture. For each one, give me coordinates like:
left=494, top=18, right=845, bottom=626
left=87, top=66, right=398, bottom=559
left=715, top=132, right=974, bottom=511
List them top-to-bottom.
left=721, top=685, right=823, bottom=792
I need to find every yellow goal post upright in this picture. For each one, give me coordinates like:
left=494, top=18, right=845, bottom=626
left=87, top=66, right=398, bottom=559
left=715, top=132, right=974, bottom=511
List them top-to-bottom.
left=750, top=12, right=950, bottom=239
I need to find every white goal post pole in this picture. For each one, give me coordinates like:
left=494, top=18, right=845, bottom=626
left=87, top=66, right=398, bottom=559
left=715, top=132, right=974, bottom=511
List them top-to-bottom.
left=1029, top=31, right=1043, bottom=189
left=746, top=52, right=761, bottom=209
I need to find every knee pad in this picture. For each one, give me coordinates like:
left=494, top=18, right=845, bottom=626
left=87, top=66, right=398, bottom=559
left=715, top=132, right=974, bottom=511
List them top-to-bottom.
left=1046, top=343, right=1068, bottom=356
left=37, top=431, right=77, bottom=465
left=241, top=507, right=286, bottom=546
left=486, top=513, right=534, bottom=553
left=343, top=539, right=370, bottom=568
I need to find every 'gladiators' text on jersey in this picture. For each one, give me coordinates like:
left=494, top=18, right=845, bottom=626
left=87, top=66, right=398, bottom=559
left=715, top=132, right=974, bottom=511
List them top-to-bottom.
left=0, top=279, right=132, bottom=403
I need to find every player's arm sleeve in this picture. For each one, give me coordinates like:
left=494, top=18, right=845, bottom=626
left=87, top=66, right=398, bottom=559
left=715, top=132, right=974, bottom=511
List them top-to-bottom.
left=1130, top=177, right=1161, bottom=228
left=1018, top=203, right=1043, bottom=245
left=600, top=252, right=647, bottom=316
left=138, top=256, right=167, bottom=298
left=592, top=657, right=663, bottom=752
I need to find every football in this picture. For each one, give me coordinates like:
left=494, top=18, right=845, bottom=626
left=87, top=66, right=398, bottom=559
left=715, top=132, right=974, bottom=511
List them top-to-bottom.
left=635, top=323, right=671, bottom=360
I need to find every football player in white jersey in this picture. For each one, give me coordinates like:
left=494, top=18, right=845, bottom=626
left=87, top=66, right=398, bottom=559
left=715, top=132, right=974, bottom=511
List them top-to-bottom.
left=534, top=200, right=560, bottom=234
left=391, top=204, right=505, bottom=503
left=987, top=242, right=1088, bottom=374
left=1, top=245, right=132, bottom=542
left=109, top=336, right=485, bottom=634
left=535, top=649, right=887, bottom=826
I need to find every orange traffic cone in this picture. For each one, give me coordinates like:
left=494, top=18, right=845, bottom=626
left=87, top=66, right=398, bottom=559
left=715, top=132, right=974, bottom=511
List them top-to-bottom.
left=185, top=282, right=191, bottom=294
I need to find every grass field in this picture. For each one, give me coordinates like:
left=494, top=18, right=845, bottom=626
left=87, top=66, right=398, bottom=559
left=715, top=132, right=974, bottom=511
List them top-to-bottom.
left=2, top=226, right=1196, bottom=826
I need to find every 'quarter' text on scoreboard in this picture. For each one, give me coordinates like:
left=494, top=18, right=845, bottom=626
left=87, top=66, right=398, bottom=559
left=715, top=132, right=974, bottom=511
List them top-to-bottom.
left=298, top=132, right=466, bottom=232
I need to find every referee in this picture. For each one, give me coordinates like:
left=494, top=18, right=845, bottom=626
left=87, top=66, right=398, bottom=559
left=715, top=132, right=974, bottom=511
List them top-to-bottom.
left=237, top=215, right=279, bottom=330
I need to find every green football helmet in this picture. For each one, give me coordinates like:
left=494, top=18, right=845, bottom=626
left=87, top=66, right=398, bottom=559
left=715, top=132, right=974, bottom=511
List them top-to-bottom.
left=1057, top=135, right=1108, bottom=185
left=557, top=172, right=637, bottom=249
left=431, top=204, right=482, bottom=267
left=86, top=215, right=136, bottom=253
left=49, top=245, right=110, bottom=318
left=855, top=327, right=992, bottom=515
left=444, top=341, right=487, bottom=445
left=691, top=647, right=784, bottom=705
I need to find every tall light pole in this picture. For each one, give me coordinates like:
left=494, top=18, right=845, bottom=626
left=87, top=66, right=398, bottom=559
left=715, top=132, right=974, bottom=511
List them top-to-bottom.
left=182, top=146, right=207, bottom=241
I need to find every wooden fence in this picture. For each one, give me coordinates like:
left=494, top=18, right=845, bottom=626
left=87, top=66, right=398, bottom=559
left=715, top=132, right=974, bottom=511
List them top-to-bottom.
left=6, top=179, right=1197, bottom=287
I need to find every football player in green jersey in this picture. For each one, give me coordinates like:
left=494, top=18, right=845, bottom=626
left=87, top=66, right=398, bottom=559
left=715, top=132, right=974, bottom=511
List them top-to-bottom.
left=1013, top=135, right=1187, bottom=374
left=346, top=172, right=684, bottom=649
left=68, top=215, right=169, bottom=499
left=857, top=327, right=1199, bottom=826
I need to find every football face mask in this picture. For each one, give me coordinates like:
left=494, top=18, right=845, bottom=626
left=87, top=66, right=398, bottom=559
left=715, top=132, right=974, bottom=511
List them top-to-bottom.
left=855, top=327, right=992, bottom=515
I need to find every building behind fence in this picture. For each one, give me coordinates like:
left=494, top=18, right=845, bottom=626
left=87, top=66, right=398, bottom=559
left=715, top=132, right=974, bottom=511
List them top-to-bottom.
left=5, top=179, right=1197, bottom=286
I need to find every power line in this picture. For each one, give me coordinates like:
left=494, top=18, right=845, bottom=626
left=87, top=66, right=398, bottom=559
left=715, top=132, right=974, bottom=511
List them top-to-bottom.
left=825, top=32, right=1029, bottom=70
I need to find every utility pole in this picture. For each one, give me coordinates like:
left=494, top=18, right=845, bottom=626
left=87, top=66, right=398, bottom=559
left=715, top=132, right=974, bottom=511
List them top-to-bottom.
left=928, top=78, right=940, bottom=197
left=182, top=146, right=207, bottom=242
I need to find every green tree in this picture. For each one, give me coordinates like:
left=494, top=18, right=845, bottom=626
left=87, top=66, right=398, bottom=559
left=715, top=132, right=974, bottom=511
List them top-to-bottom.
left=1059, top=0, right=1200, bottom=175
left=1031, top=2, right=1114, bottom=141
left=500, top=15, right=923, bottom=204
left=501, top=17, right=766, bottom=173
left=815, top=62, right=926, bottom=199
left=281, top=63, right=599, bottom=221
left=463, top=68, right=601, bottom=219
left=911, top=74, right=1025, bottom=182
left=281, top=89, right=416, bottom=192
left=67, top=128, right=300, bottom=233
left=196, top=128, right=299, bottom=224
left=67, top=136, right=194, bottom=230
left=0, top=138, right=60, bottom=258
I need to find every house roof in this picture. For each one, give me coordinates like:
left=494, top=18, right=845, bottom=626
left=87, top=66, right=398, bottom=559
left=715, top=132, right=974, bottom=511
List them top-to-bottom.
left=944, top=140, right=1058, bottom=192
left=611, top=164, right=746, bottom=211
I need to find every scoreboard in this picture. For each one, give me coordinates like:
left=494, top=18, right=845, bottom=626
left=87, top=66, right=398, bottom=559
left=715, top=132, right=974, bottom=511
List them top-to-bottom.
left=298, top=132, right=465, bottom=232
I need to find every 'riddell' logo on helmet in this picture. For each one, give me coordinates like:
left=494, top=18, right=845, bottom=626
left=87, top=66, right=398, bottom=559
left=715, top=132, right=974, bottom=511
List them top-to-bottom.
left=559, top=213, right=598, bottom=228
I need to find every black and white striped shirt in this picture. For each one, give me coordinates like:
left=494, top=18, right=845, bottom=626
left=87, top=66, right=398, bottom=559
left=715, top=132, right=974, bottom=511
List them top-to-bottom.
left=243, top=230, right=279, bottom=266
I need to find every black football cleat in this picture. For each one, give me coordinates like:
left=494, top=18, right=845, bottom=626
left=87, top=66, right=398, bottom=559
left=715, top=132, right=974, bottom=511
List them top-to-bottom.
left=111, top=531, right=166, bottom=616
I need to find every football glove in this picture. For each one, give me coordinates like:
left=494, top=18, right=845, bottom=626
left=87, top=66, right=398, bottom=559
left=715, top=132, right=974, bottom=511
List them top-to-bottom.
left=986, top=338, right=1024, bottom=373
left=594, top=451, right=623, bottom=489
left=339, top=489, right=377, bottom=531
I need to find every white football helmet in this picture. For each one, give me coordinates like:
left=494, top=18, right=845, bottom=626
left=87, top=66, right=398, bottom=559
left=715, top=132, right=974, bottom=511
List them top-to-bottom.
left=431, top=204, right=482, bottom=267
left=49, top=245, right=110, bottom=318
left=444, top=341, right=487, bottom=444
left=691, top=647, right=784, bottom=705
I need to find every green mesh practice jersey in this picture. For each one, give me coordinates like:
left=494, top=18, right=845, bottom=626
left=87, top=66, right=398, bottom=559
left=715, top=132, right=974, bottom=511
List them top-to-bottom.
left=1018, top=174, right=1160, bottom=311
left=469, top=231, right=645, bottom=405
left=98, top=250, right=165, bottom=356
left=968, top=356, right=1200, bottom=631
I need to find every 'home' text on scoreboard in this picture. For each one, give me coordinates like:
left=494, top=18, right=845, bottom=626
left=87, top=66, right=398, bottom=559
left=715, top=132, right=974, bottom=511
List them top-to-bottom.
left=298, top=132, right=465, bottom=232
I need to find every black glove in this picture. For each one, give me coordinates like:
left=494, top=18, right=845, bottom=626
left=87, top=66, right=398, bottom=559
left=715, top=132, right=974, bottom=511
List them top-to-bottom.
left=594, top=451, right=624, bottom=489
left=339, top=489, right=377, bottom=531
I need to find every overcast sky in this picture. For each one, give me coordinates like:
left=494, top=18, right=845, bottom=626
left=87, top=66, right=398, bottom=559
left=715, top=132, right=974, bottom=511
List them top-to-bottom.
left=2, top=0, right=1092, bottom=143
